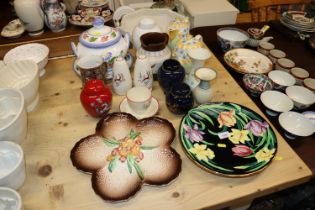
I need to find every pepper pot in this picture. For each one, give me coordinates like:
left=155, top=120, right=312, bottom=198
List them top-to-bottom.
left=80, top=79, right=112, bottom=117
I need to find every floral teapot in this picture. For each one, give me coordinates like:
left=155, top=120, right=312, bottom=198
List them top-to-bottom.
left=71, top=17, right=130, bottom=64
left=167, top=17, right=190, bottom=50
left=173, top=34, right=204, bottom=74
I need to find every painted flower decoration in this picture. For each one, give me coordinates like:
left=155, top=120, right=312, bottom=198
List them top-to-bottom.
left=217, top=109, right=236, bottom=128
left=71, top=113, right=181, bottom=202
left=244, top=120, right=269, bottom=137
left=183, top=124, right=205, bottom=143
left=228, top=129, right=250, bottom=144
left=189, top=143, right=215, bottom=162
left=232, top=145, right=252, bottom=157
left=255, top=147, right=275, bottom=163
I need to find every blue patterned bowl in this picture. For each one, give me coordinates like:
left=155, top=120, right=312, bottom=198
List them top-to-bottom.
left=217, top=27, right=249, bottom=52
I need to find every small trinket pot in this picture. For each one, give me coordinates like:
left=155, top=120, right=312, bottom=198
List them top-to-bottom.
left=80, top=79, right=112, bottom=117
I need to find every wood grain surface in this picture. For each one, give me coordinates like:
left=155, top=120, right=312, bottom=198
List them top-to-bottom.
left=19, top=53, right=311, bottom=210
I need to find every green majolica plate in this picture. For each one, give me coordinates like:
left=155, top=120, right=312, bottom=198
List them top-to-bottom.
left=179, top=102, right=277, bottom=177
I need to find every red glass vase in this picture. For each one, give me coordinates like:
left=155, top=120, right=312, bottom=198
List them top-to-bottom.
left=80, top=79, right=112, bottom=117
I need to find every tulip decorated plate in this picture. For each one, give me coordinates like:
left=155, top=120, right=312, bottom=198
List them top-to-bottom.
left=179, top=102, right=277, bottom=177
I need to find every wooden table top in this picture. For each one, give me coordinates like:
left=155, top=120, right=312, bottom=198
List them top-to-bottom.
left=19, top=51, right=312, bottom=210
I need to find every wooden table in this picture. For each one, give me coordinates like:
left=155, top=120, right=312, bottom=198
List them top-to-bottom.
left=19, top=51, right=312, bottom=210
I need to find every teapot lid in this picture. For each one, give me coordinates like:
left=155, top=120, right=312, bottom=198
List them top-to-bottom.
left=79, top=17, right=121, bottom=48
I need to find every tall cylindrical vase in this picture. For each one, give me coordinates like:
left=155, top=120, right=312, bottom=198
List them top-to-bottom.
left=14, top=0, right=45, bottom=36
left=112, top=57, right=132, bottom=96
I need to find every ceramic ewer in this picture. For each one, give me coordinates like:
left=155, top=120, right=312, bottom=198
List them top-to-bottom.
left=41, top=0, right=67, bottom=32
left=167, top=17, right=190, bottom=50
left=179, top=102, right=277, bottom=177
left=70, top=112, right=181, bottom=202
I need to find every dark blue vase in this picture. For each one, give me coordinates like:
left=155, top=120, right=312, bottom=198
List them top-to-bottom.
left=157, top=59, right=185, bottom=93
left=166, top=83, right=193, bottom=115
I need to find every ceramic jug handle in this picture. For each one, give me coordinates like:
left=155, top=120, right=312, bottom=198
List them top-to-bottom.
left=60, top=2, right=67, bottom=12
left=71, top=42, right=79, bottom=57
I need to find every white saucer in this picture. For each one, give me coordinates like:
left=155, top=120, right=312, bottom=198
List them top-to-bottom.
left=119, top=96, right=159, bottom=119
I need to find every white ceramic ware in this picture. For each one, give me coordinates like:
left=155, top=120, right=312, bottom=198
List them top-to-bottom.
left=14, top=0, right=45, bottom=36
left=120, top=8, right=186, bottom=35
left=71, top=17, right=130, bottom=64
left=132, top=18, right=161, bottom=50
left=1, top=19, right=25, bottom=39
left=216, top=27, right=249, bottom=52
left=257, top=41, right=275, bottom=56
left=4, top=43, right=49, bottom=77
left=224, top=48, right=273, bottom=74
left=268, top=49, right=286, bottom=64
left=133, top=55, right=153, bottom=90
left=112, top=56, right=132, bottom=96
left=275, top=58, right=295, bottom=72
left=0, top=60, right=39, bottom=112
left=290, top=67, right=309, bottom=85
left=193, top=68, right=217, bottom=104
left=268, top=70, right=296, bottom=90
left=303, top=78, right=315, bottom=93
left=126, top=86, right=152, bottom=114
left=285, top=86, right=315, bottom=109
left=0, top=88, right=27, bottom=144
left=260, top=90, right=294, bottom=116
left=119, top=96, right=159, bottom=119
left=279, top=111, right=314, bottom=139
left=303, top=111, right=315, bottom=127
left=0, top=141, right=25, bottom=190
left=0, top=187, right=23, bottom=210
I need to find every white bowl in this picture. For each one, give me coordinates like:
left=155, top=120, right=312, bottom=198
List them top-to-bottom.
left=217, top=27, right=249, bottom=52
left=3, top=43, right=49, bottom=77
left=0, top=60, right=39, bottom=112
left=268, top=70, right=296, bottom=90
left=286, top=86, right=315, bottom=110
left=0, top=88, right=27, bottom=144
left=260, top=90, right=294, bottom=116
left=279, top=111, right=314, bottom=139
left=0, top=141, right=26, bottom=190
left=0, top=187, right=23, bottom=210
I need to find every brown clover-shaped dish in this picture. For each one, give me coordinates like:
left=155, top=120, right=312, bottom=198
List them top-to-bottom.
left=71, top=112, right=181, bottom=202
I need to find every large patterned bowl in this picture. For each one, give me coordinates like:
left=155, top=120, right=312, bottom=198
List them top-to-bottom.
left=217, top=27, right=249, bottom=52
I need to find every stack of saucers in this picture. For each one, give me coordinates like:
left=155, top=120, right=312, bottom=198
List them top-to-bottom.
left=280, top=11, right=315, bottom=32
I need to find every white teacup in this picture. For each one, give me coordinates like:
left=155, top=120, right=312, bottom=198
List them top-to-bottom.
left=126, top=87, right=152, bottom=114
left=0, top=141, right=26, bottom=190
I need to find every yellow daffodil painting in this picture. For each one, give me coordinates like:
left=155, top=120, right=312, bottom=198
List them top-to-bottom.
left=180, top=102, right=277, bottom=176
left=189, top=143, right=215, bottom=162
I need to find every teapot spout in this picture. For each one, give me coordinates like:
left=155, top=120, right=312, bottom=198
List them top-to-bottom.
left=71, top=42, right=79, bottom=57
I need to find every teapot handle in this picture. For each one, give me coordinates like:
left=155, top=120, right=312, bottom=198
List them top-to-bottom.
left=123, top=32, right=131, bottom=49
left=71, top=42, right=79, bottom=57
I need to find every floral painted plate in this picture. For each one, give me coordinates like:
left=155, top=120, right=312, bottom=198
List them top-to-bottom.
left=224, top=48, right=273, bottom=74
left=179, top=102, right=277, bottom=177
left=71, top=112, right=181, bottom=201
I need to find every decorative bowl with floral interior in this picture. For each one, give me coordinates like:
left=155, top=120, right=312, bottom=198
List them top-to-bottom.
left=224, top=48, right=273, bottom=74
left=243, top=73, right=274, bottom=97
left=179, top=102, right=277, bottom=177
left=70, top=112, right=181, bottom=202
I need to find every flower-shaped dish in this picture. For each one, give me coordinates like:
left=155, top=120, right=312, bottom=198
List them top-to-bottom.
left=224, top=48, right=273, bottom=74
left=243, top=73, right=274, bottom=97
left=179, top=102, right=277, bottom=177
left=71, top=112, right=181, bottom=202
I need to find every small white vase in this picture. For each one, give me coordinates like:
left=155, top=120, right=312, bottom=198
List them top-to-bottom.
left=14, top=0, right=45, bottom=36
left=132, top=18, right=161, bottom=50
left=133, top=55, right=153, bottom=90
left=112, top=56, right=132, bottom=96
left=193, top=68, right=217, bottom=104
